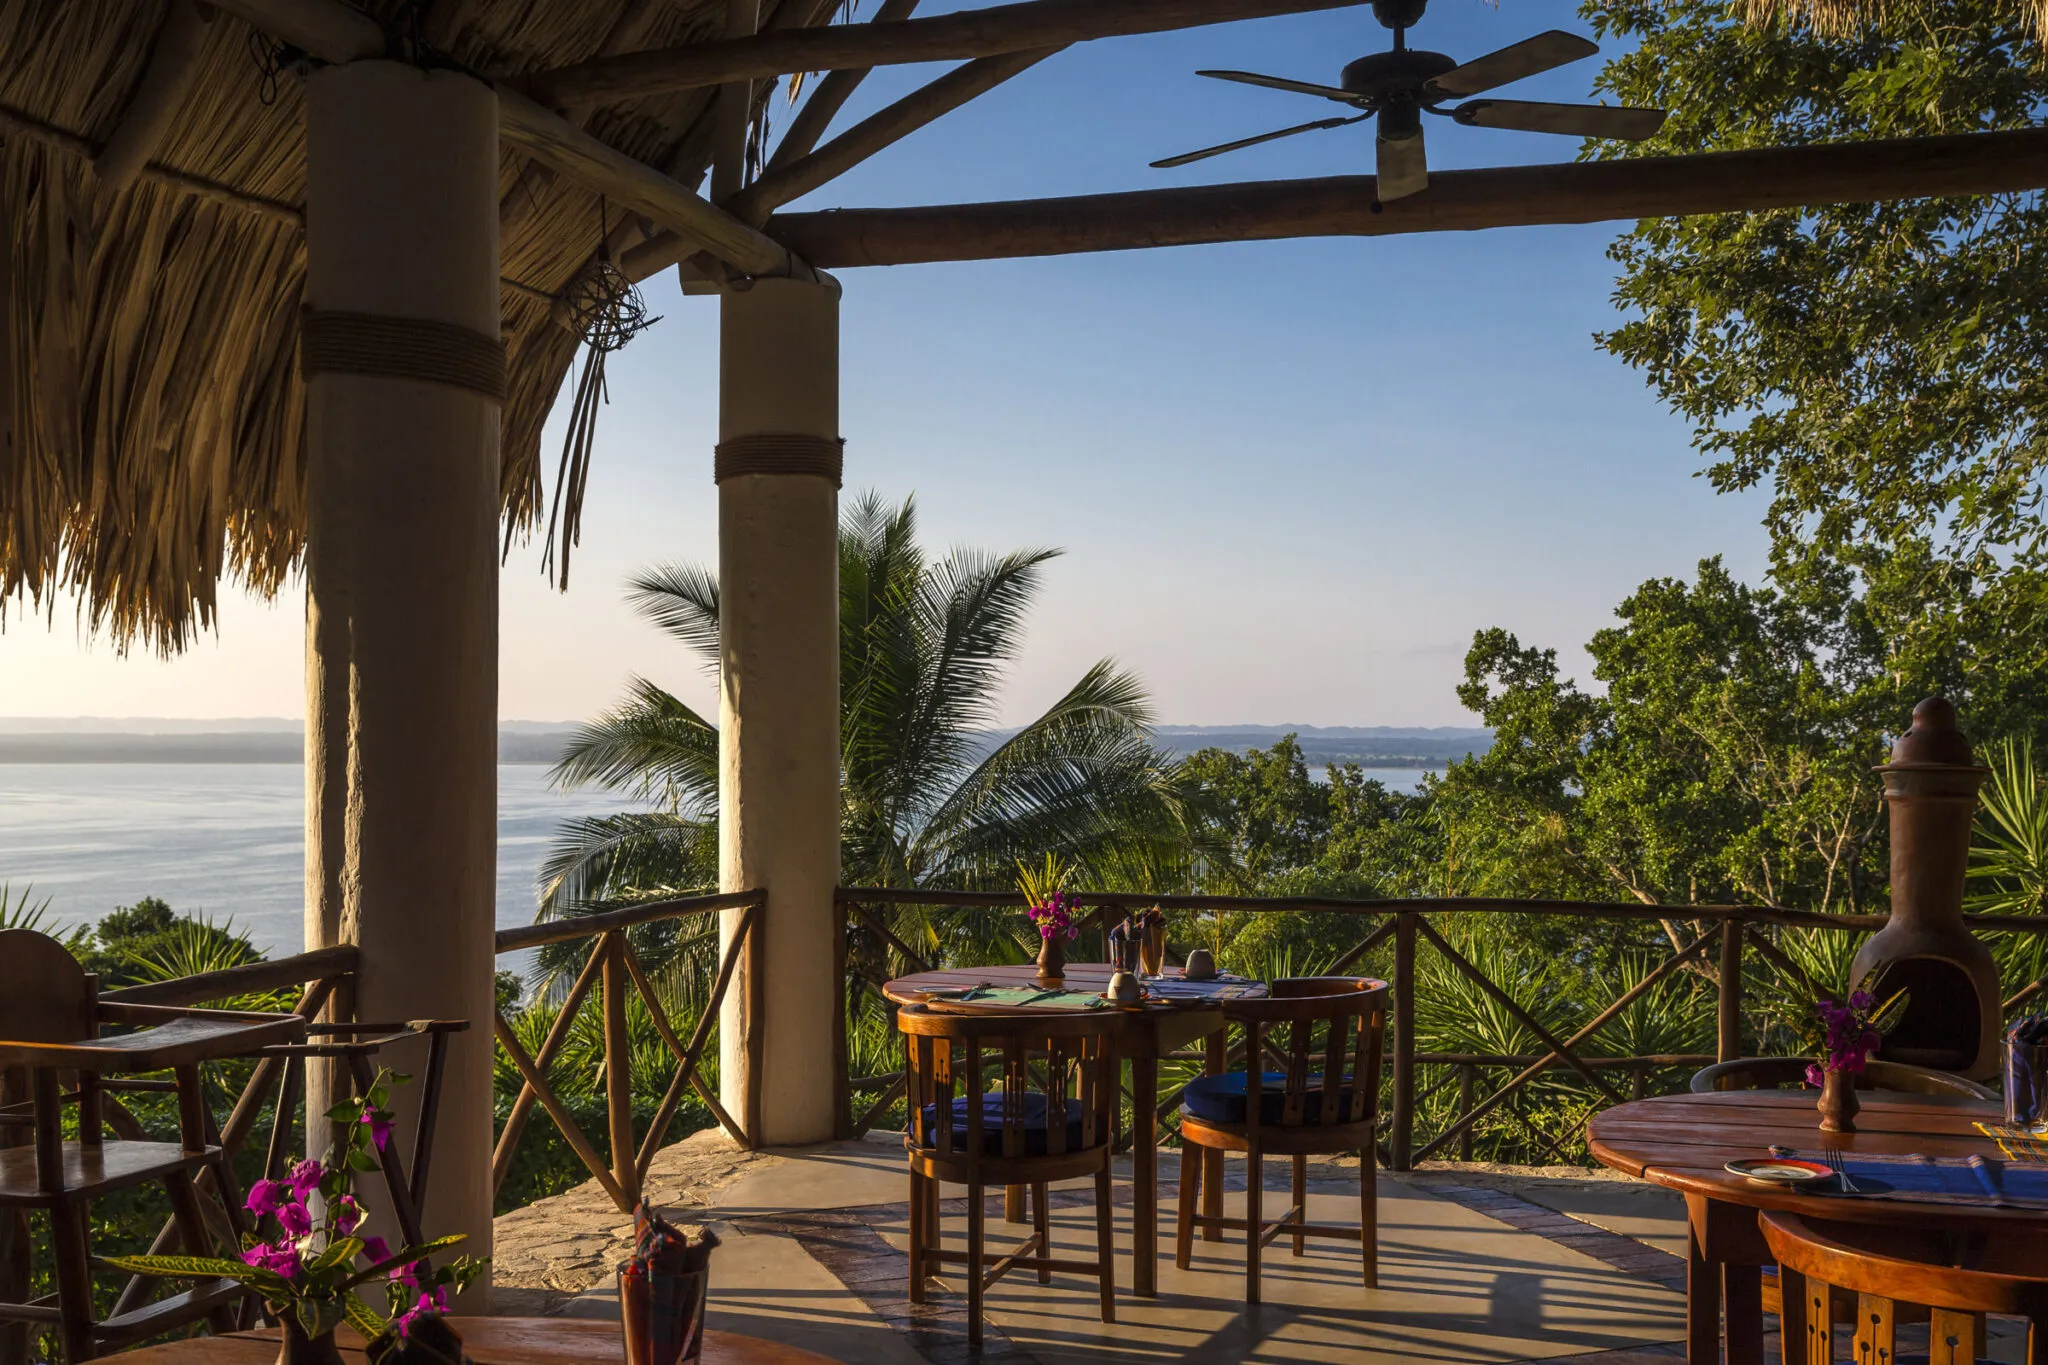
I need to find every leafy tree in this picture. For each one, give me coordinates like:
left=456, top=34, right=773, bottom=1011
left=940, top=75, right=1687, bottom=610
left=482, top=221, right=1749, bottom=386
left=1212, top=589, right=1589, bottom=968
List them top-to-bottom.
left=1585, top=0, right=2048, bottom=575
left=538, top=493, right=1191, bottom=984
left=71, top=896, right=260, bottom=987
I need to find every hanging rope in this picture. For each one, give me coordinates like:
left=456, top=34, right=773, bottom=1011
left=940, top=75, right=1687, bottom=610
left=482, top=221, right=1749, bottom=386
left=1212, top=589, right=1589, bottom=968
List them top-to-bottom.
left=542, top=200, right=662, bottom=588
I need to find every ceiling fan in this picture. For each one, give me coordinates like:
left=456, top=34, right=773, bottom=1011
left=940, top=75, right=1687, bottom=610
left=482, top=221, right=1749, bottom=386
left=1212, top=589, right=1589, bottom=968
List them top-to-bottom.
left=1151, top=0, right=1668, bottom=202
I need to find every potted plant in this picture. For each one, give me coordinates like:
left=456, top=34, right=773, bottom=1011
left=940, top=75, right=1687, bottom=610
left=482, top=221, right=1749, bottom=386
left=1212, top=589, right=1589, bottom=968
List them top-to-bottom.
left=1018, top=856, right=1081, bottom=986
left=1799, top=982, right=1909, bottom=1133
left=106, top=1070, right=487, bottom=1365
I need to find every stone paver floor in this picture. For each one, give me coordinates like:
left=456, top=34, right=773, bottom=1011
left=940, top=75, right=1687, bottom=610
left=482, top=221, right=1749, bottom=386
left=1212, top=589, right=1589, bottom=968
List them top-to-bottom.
left=488, top=1132, right=2035, bottom=1364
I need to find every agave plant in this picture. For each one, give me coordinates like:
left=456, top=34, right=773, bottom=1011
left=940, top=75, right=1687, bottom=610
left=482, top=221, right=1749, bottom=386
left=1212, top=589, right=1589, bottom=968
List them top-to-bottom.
left=1969, top=738, right=2048, bottom=918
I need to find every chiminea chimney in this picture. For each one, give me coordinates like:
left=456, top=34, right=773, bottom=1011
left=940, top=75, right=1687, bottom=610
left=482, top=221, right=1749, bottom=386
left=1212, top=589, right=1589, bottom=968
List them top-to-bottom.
left=1851, top=697, right=2001, bottom=1080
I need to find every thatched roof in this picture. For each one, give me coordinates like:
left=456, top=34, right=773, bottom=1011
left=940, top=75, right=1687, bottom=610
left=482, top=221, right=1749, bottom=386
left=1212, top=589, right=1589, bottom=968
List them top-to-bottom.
left=0, top=0, right=819, bottom=653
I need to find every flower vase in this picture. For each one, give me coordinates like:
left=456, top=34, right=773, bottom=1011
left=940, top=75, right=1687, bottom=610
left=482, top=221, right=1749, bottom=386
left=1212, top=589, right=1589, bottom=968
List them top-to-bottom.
left=1035, top=933, right=1066, bottom=987
left=1817, top=1070, right=1859, bottom=1133
left=274, top=1318, right=347, bottom=1365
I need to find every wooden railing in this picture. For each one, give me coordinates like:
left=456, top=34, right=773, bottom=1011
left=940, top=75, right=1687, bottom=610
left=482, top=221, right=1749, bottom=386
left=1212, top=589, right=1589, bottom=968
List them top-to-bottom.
left=831, top=888, right=2048, bottom=1169
left=489, top=889, right=765, bottom=1213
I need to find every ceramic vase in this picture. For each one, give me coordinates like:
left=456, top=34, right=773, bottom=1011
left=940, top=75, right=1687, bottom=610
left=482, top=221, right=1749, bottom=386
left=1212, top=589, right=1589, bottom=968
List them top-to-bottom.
left=1035, top=933, right=1066, bottom=987
left=1817, top=1069, right=1859, bottom=1134
left=274, top=1318, right=346, bottom=1365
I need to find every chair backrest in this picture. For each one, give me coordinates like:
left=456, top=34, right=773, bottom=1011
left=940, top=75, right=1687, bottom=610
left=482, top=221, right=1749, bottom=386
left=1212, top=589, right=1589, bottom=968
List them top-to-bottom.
left=0, top=929, right=96, bottom=1050
left=1221, top=976, right=1389, bottom=1132
left=898, top=1005, right=1119, bottom=1163
left=1689, top=1056, right=1996, bottom=1099
left=1761, top=1210, right=2048, bottom=1362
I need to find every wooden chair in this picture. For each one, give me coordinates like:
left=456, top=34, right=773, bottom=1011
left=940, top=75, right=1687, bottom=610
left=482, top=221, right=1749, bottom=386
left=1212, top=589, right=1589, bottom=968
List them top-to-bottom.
left=0, top=929, right=306, bottom=1362
left=1172, top=976, right=1388, bottom=1304
left=899, top=1005, right=1118, bottom=1349
left=1690, top=1056, right=1997, bottom=1099
left=1762, top=1209, right=2048, bottom=1364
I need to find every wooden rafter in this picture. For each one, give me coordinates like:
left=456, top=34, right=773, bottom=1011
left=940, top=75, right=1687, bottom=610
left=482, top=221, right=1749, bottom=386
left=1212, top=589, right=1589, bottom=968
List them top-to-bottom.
left=94, top=0, right=216, bottom=191
left=527, top=0, right=1369, bottom=106
left=764, top=0, right=923, bottom=173
left=729, top=44, right=1063, bottom=225
left=763, top=126, right=2048, bottom=267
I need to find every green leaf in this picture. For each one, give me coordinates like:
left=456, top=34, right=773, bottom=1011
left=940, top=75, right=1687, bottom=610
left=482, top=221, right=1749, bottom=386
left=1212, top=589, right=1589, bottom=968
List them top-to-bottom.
left=325, top=1101, right=360, bottom=1122
left=347, top=1148, right=379, bottom=1172
left=341, top=1236, right=466, bottom=1290
left=311, top=1237, right=363, bottom=1273
left=98, top=1254, right=252, bottom=1280
left=343, top=1292, right=389, bottom=1345
left=296, top=1296, right=348, bottom=1341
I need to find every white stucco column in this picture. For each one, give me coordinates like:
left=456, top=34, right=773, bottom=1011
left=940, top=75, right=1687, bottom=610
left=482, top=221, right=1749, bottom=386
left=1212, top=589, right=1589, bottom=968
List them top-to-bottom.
left=303, top=60, right=500, bottom=1290
left=716, top=275, right=842, bottom=1146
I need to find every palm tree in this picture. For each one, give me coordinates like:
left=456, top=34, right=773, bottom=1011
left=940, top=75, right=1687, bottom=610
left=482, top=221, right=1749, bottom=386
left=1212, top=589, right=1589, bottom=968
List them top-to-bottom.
left=535, top=493, right=1191, bottom=986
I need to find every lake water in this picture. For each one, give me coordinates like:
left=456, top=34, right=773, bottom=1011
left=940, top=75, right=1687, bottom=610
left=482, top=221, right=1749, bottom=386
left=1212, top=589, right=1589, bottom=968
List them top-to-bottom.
left=0, top=762, right=1438, bottom=957
left=0, top=764, right=640, bottom=955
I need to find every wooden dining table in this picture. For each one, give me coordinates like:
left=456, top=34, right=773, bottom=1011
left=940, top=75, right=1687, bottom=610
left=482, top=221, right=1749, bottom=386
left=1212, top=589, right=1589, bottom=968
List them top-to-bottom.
left=882, top=960, right=1268, bottom=1298
left=1588, top=1089, right=2048, bottom=1365
left=113, top=1318, right=838, bottom=1365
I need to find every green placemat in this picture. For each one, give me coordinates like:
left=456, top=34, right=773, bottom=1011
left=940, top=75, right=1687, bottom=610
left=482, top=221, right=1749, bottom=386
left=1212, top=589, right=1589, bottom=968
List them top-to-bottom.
left=925, top=985, right=1109, bottom=1009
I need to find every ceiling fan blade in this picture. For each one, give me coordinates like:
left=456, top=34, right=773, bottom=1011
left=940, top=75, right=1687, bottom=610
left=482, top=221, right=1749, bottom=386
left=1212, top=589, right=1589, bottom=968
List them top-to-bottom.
left=1427, top=30, right=1599, bottom=98
left=1197, top=69, right=1362, bottom=103
left=1452, top=99, right=1667, bottom=141
left=1151, top=114, right=1366, bottom=169
left=1152, top=115, right=1367, bottom=169
left=1375, top=125, right=1428, bottom=202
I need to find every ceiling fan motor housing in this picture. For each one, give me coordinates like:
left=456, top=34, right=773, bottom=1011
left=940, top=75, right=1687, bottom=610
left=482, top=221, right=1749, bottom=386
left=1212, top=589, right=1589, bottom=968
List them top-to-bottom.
left=1370, top=0, right=1429, bottom=31
left=1340, top=49, right=1457, bottom=102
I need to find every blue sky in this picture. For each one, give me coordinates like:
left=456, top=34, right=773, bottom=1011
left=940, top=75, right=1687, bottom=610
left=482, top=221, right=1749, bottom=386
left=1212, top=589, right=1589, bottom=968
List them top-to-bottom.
left=0, top=0, right=1772, bottom=727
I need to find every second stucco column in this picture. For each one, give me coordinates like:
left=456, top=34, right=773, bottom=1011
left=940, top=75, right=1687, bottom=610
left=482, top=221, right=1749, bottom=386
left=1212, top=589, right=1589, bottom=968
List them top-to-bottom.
left=303, top=60, right=501, bottom=1286
left=716, top=276, right=842, bottom=1146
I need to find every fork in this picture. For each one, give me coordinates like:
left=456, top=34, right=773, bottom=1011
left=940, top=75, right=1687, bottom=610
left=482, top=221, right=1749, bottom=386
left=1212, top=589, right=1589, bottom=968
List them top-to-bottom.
left=1825, top=1148, right=1861, bottom=1194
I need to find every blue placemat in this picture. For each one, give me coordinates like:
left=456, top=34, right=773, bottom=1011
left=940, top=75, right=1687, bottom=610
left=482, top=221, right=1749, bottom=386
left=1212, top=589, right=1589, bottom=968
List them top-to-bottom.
left=1790, top=1149, right=2048, bottom=1209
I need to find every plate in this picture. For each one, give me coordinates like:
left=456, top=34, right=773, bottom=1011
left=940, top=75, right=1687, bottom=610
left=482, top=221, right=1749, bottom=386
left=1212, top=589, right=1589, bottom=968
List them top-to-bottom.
left=1725, top=1157, right=1832, bottom=1186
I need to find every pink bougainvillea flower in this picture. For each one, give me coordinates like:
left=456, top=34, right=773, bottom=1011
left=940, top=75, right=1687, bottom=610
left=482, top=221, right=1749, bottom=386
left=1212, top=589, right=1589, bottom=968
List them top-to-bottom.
left=361, top=1108, right=395, bottom=1151
left=288, top=1158, right=325, bottom=1198
left=245, top=1178, right=287, bottom=1217
left=332, top=1195, right=364, bottom=1235
left=277, top=1199, right=312, bottom=1238
left=362, top=1235, right=391, bottom=1265
left=242, top=1240, right=300, bottom=1280
left=389, top=1259, right=421, bottom=1288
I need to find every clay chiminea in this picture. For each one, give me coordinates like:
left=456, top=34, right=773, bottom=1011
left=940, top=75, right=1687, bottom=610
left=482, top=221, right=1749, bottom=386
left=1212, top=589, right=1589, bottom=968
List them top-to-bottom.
left=1851, top=697, right=2001, bottom=1080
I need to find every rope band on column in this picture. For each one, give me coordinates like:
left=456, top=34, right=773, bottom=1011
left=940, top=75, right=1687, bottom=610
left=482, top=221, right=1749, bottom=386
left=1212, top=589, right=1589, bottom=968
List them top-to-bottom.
left=300, top=309, right=508, bottom=402
left=715, top=433, right=845, bottom=486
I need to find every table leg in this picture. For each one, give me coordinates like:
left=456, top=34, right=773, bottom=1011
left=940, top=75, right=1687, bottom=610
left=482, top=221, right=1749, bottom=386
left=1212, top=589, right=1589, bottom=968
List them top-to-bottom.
left=1202, top=1030, right=1225, bottom=1241
left=1131, top=1053, right=1159, bottom=1298
left=1005, top=1184, right=1026, bottom=1223
left=1686, top=1213, right=1720, bottom=1365
left=1723, top=1263, right=1764, bottom=1365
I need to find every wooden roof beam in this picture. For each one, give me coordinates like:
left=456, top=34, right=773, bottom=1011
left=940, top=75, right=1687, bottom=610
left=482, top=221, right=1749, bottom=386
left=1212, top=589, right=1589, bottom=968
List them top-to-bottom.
left=94, top=0, right=218, bottom=192
left=207, top=0, right=801, bottom=277
left=528, top=0, right=1370, bottom=107
left=763, top=0, right=922, bottom=175
left=731, top=45, right=1062, bottom=224
left=763, top=126, right=2048, bottom=266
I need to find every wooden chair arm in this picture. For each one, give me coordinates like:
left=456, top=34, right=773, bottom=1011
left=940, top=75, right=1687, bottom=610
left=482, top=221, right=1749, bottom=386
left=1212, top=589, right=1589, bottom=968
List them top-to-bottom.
left=0, top=1012, right=307, bottom=1072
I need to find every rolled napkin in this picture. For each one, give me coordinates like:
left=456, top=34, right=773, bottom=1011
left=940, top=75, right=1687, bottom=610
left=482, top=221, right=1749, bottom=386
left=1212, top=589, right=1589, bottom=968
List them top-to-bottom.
left=620, top=1205, right=718, bottom=1365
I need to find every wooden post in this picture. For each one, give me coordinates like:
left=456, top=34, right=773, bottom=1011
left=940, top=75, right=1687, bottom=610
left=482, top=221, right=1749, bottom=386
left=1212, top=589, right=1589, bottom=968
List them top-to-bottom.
left=303, top=59, right=501, bottom=1298
left=833, top=903, right=852, bottom=1141
left=1391, top=912, right=1417, bottom=1171
left=1718, top=917, right=1743, bottom=1064
left=603, top=934, right=639, bottom=1207
left=1456, top=1062, right=1474, bottom=1162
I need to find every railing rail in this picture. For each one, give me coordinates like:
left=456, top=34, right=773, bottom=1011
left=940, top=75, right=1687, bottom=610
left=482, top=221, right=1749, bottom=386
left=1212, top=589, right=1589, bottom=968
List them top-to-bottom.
left=833, top=886, right=2048, bottom=1168
left=489, top=888, right=767, bottom=1213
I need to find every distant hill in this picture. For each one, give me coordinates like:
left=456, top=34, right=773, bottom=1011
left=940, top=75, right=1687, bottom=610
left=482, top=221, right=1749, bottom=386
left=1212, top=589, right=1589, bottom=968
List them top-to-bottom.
left=0, top=719, right=1489, bottom=768
left=1152, top=725, right=1490, bottom=769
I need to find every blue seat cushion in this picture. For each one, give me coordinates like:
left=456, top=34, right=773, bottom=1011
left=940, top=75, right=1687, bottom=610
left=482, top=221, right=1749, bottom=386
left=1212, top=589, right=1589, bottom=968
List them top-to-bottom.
left=1181, top=1072, right=1358, bottom=1126
left=918, top=1093, right=1089, bottom=1156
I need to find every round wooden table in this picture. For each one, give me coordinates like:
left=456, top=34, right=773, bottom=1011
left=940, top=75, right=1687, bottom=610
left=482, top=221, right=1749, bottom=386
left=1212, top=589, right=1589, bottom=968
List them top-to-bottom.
left=883, top=961, right=1271, bottom=1298
left=1588, top=1089, right=2046, bottom=1365
left=113, top=1318, right=841, bottom=1365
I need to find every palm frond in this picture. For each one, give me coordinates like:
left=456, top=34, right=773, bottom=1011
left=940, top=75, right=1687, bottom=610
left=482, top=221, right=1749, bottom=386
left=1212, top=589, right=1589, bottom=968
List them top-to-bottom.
left=627, top=562, right=722, bottom=668
left=549, top=678, right=719, bottom=813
